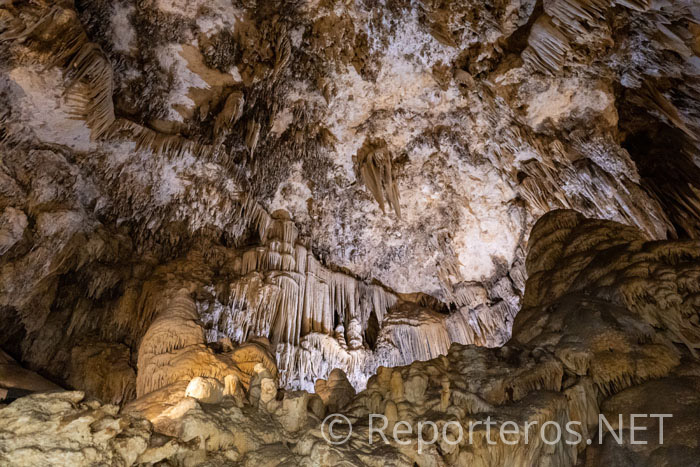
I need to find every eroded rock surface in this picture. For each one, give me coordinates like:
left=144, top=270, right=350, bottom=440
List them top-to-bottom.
left=1, top=0, right=700, bottom=464
left=2, top=0, right=700, bottom=395
left=1, top=210, right=698, bottom=466
left=0, top=391, right=151, bottom=466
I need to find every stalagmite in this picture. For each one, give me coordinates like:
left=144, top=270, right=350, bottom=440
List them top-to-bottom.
left=2, top=0, right=700, bottom=463
left=2, top=210, right=700, bottom=466
left=197, top=211, right=504, bottom=390
left=134, top=285, right=278, bottom=415
left=248, top=363, right=277, bottom=408
left=315, top=368, right=355, bottom=412
left=223, top=374, right=245, bottom=404
left=185, top=376, right=224, bottom=404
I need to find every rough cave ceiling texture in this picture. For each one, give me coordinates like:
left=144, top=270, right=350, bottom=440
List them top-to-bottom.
left=1, top=0, right=700, bottom=407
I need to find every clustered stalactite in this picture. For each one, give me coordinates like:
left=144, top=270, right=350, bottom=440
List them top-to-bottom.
left=0, top=0, right=313, bottom=204
left=0, top=0, right=693, bottom=384
left=1, top=0, right=700, bottom=464
left=3, top=0, right=696, bottom=318
left=520, top=0, right=700, bottom=241
left=523, top=0, right=639, bottom=75
left=0, top=2, right=115, bottom=138
left=353, top=138, right=402, bottom=219
left=2, top=210, right=699, bottom=466
left=196, top=210, right=508, bottom=391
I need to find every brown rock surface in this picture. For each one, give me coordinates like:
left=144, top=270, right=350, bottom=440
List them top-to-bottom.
left=0, top=0, right=700, bottom=464
left=0, top=210, right=697, bottom=466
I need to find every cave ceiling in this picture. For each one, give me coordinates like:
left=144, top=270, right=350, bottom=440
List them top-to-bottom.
left=1, top=0, right=699, bottom=392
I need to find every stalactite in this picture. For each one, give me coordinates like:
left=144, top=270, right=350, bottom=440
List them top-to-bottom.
left=546, top=0, right=610, bottom=35
left=613, top=0, right=650, bottom=11
left=1, top=3, right=116, bottom=138
left=522, top=16, right=571, bottom=75
left=273, top=36, right=291, bottom=79
left=63, top=43, right=115, bottom=138
left=637, top=81, right=697, bottom=140
left=214, top=91, right=245, bottom=139
left=109, top=119, right=221, bottom=160
left=245, top=120, right=261, bottom=158
left=353, top=138, right=401, bottom=218
left=195, top=211, right=517, bottom=390
left=379, top=309, right=453, bottom=363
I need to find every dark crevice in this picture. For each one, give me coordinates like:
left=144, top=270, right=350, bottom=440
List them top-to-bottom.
left=502, top=0, right=544, bottom=55
left=621, top=121, right=700, bottom=239
left=0, top=306, right=26, bottom=362
left=364, top=310, right=380, bottom=350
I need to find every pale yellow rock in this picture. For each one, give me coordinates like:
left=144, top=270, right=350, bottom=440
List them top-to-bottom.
left=1, top=0, right=700, bottom=464
left=1, top=211, right=699, bottom=466
left=248, top=363, right=277, bottom=407
left=315, top=368, right=355, bottom=412
left=390, top=370, right=404, bottom=400
left=404, top=373, right=428, bottom=404
left=223, top=374, right=246, bottom=406
left=185, top=376, right=224, bottom=404
left=439, top=376, right=451, bottom=411
left=260, top=378, right=277, bottom=404
left=277, top=391, right=309, bottom=432
left=0, top=392, right=150, bottom=466
left=307, top=393, right=326, bottom=418
left=384, top=399, right=398, bottom=431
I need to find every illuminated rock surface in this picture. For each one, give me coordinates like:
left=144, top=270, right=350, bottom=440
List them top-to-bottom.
left=1, top=0, right=700, bottom=465
left=2, top=211, right=699, bottom=466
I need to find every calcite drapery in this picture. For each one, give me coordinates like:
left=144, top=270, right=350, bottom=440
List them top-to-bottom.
left=1, top=3, right=700, bottom=461
left=2, top=210, right=699, bottom=466
left=196, top=211, right=514, bottom=391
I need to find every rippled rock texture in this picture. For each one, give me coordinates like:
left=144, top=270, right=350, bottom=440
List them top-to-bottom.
left=1, top=0, right=700, bottom=430
left=1, top=210, right=699, bottom=466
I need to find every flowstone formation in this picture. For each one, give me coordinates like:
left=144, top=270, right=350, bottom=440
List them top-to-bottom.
left=2, top=0, right=700, bottom=398
left=1, top=1, right=700, bottom=464
left=1, top=210, right=699, bottom=466
left=194, top=210, right=502, bottom=391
